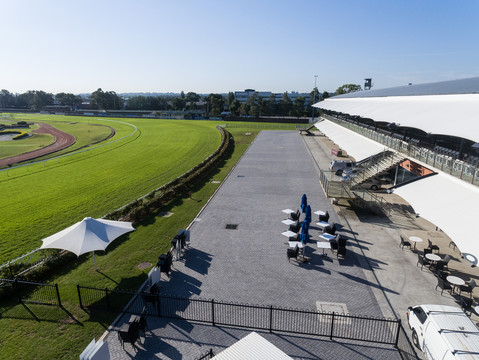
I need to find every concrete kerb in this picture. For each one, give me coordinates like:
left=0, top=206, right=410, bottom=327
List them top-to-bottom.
left=98, top=129, right=261, bottom=342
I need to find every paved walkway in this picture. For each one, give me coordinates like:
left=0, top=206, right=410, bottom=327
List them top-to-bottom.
left=105, top=129, right=479, bottom=359
left=106, top=130, right=401, bottom=359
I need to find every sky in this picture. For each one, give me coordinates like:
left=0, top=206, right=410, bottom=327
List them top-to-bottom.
left=1, top=0, right=478, bottom=95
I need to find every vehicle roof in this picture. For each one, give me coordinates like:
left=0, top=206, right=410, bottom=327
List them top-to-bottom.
left=419, top=305, right=479, bottom=357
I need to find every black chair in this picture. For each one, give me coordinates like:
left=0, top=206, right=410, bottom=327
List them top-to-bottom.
left=290, top=209, right=300, bottom=221
left=319, top=211, right=329, bottom=223
left=289, top=221, right=301, bottom=233
left=323, top=223, right=337, bottom=235
left=177, top=232, right=186, bottom=249
left=288, top=233, right=300, bottom=242
left=329, top=235, right=340, bottom=253
left=399, top=236, right=411, bottom=250
left=337, top=237, right=347, bottom=258
left=428, top=239, right=440, bottom=254
left=449, top=241, right=457, bottom=250
left=287, top=246, right=300, bottom=263
left=423, top=248, right=432, bottom=256
left=157, top=251, right=173, bottom=276
left=417, top=253, right=431, bottom=270
left=442, top=254, right=451, bottom=270
left=432, top=260, right=445, bottom=272
left=435, top=270, right=449, bottom=281
left=435, top=277, right=452, bottom=295
left=460, top=279, right=476, bottom=298
left=142, top=283, right=159, bottom=307
left=461, top=297, right=475, bottom=316
left=139, top=307, right=149, bottom=336
left=119, top=320, right=140, bottom=349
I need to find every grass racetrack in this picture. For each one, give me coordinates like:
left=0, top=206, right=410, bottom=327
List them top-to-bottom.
left=0, top=115, right=221, bottom=263
left=0, top=118, right=294, bottom=359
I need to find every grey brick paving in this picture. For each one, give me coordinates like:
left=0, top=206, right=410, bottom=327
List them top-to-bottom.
left=105, top=131, right=401, bottom=359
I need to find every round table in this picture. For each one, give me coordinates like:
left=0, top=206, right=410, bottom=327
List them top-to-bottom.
left=409, top=236, right=423, bottom=250
left=425, top=253, right=441, bottom=262
left=447, top=275, right=466, bottom=294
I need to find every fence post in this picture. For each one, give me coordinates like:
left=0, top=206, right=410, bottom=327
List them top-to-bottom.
left=14, top=278, right=22, bottom=303
left=55, top=283, right=62, bottom=307
left=77, top=285, right=83, bottom=309
left=105, top=287, right=110, bottom=309
left=211, top=299, right=215, bottom=326
left=269, top=305, right=273, bottom=333
left=330, top=312, right=335, bottom=340
left=394, top=319, right=401, bottom=347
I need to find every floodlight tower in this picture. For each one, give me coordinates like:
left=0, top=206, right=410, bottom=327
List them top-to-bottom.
left=312, top=75, right=318, bottom=123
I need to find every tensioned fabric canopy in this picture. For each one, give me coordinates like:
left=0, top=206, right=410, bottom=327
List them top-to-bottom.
left=314, top=94, right=479, bottom=144
left=315, top=119, right=386, bottom=161
left=394, top=172, right=479, bottom=261
left=211, top=332, right=293, bottom=359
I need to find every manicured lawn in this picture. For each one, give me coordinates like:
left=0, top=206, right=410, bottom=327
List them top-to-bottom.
left=0, top=116, right=221, bottom=263
left=0, top=126, right=259, bottom=360
left=0, top=132, right=55, bottom=159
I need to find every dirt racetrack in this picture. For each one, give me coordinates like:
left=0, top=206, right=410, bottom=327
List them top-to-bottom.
left=0, top=123, right=76, bottom=168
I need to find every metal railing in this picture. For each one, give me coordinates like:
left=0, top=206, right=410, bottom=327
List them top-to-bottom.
left=322, top=114, right=479, bottom=187
left=222, top=123, right=297, bottom=130
left=0, top=248, right=63, bottom=275
left=0, top=278, right=62, bottom=306
left=77, top=285, right=403, bottom=346
left=396, top=321, right=420, bottom=360
left=195, top=349, right=215, bottom=360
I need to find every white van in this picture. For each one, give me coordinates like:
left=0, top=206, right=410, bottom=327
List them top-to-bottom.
left=329, top=160, right=355, bottom=173
left=407, top=304, right=479, bottom=359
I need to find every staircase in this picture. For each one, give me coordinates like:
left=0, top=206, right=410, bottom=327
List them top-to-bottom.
left=350, top=151, right=406, bottom=188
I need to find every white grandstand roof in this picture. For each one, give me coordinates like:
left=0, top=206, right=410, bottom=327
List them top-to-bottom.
left=314, top=78, right=479, bottom=144
left=315, top=119, right=386, bottom=161
left=394, top=172, right=479, bottom=262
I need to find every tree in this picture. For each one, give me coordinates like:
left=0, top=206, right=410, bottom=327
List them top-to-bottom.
left=336, top=84, right=361, bottom=95
left=90, top=88, right=123, bottom=110
left=0, top=90, right=15, bottom=108
left=16, top=90, right=54, bottom=110
left=322, top=91, right=330, bottom=100
left=185, top=92, right=200, bottom=103
left=226, top=92, right=235, bottom=106
left=246, top=92, right=260, bottom=117
left=279, top=92, right=292, bottom=116
left=55, top=93, right=82, bottom=107
left=205, top=94, right=225, bottom=116
left=268, top=94, right=278, bottom=115
left=171, top=96, right=186, bottom=110
left=259, top=97, right=271, bottom=116
left=293, top=97, right=306, bottom=117
left=228, top=98, right=240, bottom=116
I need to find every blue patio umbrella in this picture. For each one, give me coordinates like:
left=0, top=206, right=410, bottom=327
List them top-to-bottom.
left=301, top=194, right=308, bottom=213
left=305, top=205, right=312, bottom=224
left=300, top=221, right=309, bottom=245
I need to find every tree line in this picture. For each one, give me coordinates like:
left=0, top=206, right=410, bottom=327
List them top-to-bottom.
left=0, top=83, right=360, bottom=117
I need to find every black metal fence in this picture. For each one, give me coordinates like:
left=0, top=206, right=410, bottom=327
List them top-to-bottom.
left=0, top=278, right=62, bottom=306
left=77, top=285, right=406, bottom=347
left=396, top=322, right=420, bottom=360
left=195, top=349, right=215, bottom=360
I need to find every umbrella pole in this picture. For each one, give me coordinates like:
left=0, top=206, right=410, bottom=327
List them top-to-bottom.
left=93, top=251, right=98, bottom=271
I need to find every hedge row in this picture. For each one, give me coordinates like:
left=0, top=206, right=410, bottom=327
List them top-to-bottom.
left=104, top=126, right=232, bottom=224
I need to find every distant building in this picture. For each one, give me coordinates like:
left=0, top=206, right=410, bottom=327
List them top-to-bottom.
left=234, top=89, right=312, bottom=105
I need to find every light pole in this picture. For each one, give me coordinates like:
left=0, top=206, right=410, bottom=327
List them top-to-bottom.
left=311, top=75, right=318, bottom=123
